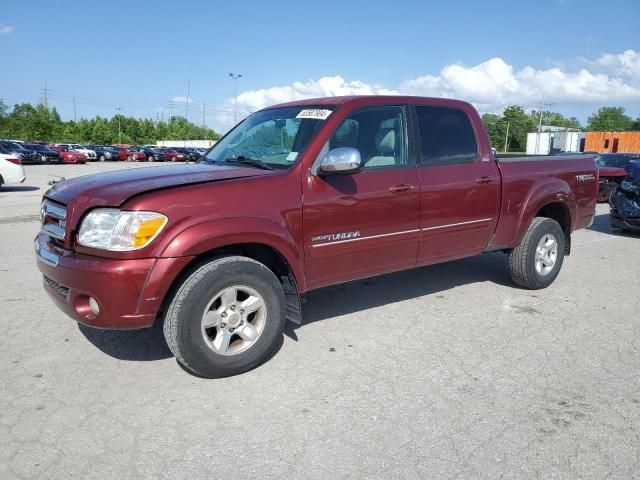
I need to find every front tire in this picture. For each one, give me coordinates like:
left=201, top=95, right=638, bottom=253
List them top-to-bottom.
left=99, top=154, right=106, bottom=162
left=148, top=155, right=155, bottom=162
left=509, top=217, right=565, bottom=289
left=163, top=256, right=286, bottom=378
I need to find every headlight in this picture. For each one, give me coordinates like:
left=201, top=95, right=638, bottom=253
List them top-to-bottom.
left=78, top=209, right=168, bottom=251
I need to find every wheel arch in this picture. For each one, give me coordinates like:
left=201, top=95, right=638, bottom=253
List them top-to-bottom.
left=513, top=180, right=576, bottom=255
left=535, top=202, right=572, bottom=254
left=155, top=218, right=306, bottom=325
left=158, top=241, right=303, bottom=326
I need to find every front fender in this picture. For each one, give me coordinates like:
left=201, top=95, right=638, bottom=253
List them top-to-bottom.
left=513, top=179, right=576, bottom=247
left=159, top=216, right=307, bottom=292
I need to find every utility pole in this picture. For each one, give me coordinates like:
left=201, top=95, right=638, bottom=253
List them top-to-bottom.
left=228, top=72, right=242, bottom=125
left=185, top=78, right=191, bottom=121
left=40, top=80, right=49, bottom=107
left=535, top=95, right=555, bottom=154
left=73, top=96, right=77, bottom=122
left=169, top=101, right=174, bottom=121
left=202, top=102, right=206, bottom=128
left=115, top=107, right=122, bottom=145
left=503, top=122, right=510, bottom=153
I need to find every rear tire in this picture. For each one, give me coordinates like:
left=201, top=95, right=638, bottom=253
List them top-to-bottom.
left=509, top=217, right=565, bottom=289
left=163, top=256, right=286, bottom=378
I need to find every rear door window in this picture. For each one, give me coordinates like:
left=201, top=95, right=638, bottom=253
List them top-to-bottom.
left=415, top=106, right=478, bottom=166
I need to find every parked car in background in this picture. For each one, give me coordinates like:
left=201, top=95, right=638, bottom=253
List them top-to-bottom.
left=35, top=95, right=599, bottom=378
left=0, top=140, right=39, bottom=164
left=23, top=143, right=64, bottom=164
left=55, top=144, right=97, bottom=161
left=49, top=145, right=88, bottom=164
left=87, top=145, right=120, bottom=162
left=136, top=146, right=166, bottom=162
left=114, top=147, right=146, bottom=162
left=158, top=147, right=184, bottom=162
left=172, top=147, right=201, bottom=162
left=0, top=148, right=26, bottom=189
left=596, top=153, right=640, bottom=169
left=595, top=154, right=640, bottom=203
left=610, top=162, right=640, bottom=233
left=597, top=166, right=627, bottom=202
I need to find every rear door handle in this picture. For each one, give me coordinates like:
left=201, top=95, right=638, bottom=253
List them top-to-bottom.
left=475, top=176, right=495, bottom=184
left=389, top=184, right=414, bottom=193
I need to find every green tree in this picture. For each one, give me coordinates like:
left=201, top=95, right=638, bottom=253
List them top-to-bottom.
left=0, top=99, right=221, bottom=144
left=502, top=105, right=537, bottom=152
left=587, top=107, right=634, bottom=131
left=532, top=111, right=581, bottom=130
left=481, top=113, right=509, bottom=151
left=91, top=118, right=113, bottom=144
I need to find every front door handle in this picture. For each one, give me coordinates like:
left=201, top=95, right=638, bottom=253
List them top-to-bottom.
left=475, top=176, right=495, bottom=184
left=389, top=184, right=414, bottom=193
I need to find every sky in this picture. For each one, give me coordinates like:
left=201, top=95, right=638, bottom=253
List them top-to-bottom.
left=1, top=0, right=639, bottom=132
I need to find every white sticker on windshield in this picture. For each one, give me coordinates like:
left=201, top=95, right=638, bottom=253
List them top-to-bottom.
left=296, top=109, right=332, bottom=120
left=286, top=152, right=299, bottom=162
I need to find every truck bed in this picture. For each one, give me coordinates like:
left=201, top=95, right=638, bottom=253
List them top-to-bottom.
left=488, top=154, right=598, bottom=250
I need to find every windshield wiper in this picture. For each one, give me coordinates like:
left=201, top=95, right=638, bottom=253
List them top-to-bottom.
left=224, top=156, right=273, bottom=170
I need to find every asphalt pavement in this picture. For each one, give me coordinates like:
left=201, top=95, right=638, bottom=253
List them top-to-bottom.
left=1, top=162, right=639, bottom=479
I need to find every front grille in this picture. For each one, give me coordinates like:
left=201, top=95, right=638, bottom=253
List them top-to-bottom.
left=41, top=200, right=67, bottom=241
left=43, top=275, right=70, bottom=297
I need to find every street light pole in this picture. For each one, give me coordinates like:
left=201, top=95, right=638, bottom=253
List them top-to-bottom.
left=228, top=73, right=242, bottom=125
left=185, top=78, right=190, bottom=121
left=115, top=107, right=122, bottom=145
left=503, top=122, right=510, bottom=153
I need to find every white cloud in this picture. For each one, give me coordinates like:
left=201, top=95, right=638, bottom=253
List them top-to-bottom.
left=0, top=24, right=14, bottom=35
left=592, top=49, right=640, bottom=78
left=211, top=50, right=640, bottom=132
left=400, top=54, right=640, bottom=111
left=233, top=76, right=397, bottom=112
left=171, top=96, right=194, bottom=104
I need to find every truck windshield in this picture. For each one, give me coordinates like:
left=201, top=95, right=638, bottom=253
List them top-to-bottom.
left=202, top=106, right=334, bottom=170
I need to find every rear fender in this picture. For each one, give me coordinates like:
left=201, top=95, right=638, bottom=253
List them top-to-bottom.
left=513, top=179, right=576, bottom=247
left=159, top=217, right=307, bottom=292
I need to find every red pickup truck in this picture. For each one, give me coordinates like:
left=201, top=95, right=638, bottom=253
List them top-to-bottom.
left=35, top=96, right=598, bottom=377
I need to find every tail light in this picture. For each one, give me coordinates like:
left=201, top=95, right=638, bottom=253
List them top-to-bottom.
left=7, top=158, right=22, bottom=165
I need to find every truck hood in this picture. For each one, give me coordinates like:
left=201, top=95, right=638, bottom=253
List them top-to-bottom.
left=46, top=163, right=272, bottom=209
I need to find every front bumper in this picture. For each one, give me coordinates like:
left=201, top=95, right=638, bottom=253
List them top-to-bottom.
left=609, top=189, right=640, bottom=231
left=34, top=233, right=193, bottom=329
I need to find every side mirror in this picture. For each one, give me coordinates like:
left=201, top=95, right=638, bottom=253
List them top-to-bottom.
left=318, top=147, right=361, bottom=175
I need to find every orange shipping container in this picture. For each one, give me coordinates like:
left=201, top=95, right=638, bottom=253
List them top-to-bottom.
left=584, top=131, right=640, bottom=153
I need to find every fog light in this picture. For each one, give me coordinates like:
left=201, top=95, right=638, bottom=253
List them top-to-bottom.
left=89, top=297, right=100, bottom=316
